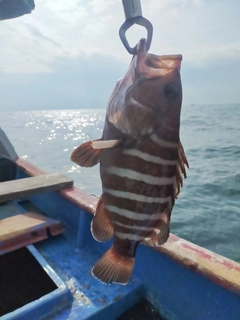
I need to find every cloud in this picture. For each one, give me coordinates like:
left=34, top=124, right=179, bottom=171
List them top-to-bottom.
left=0, top=0, right=239, bottom=108
left=1, top=0, right=239, bottom=68
left=145, top=0, right=240, bottom=63
left=24, top=22, right=62, bottom=47
left=1, top=49, right=239, bottom=113
left=0, top=53, right=127, bottom=111
left=182, top=55, right=240, bottom=104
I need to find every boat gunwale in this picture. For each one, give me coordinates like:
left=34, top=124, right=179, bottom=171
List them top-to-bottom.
left=15, top=157, right=240, bottom=296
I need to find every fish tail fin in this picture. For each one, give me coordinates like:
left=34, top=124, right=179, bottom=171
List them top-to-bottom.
left=91, top=195, right=113, bottom=242
left=91, top=247, right=135, bottom=285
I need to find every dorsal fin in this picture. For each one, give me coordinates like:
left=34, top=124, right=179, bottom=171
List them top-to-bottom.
left=70, top=139, right=101, bottom=167
left=175, top=142, right=189, bottom=198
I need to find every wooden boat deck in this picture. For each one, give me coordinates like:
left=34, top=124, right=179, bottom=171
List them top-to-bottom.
left=1, top=158, right=240, bottom=320
left=0, top=173, right=73, bottom=203
left=0, top=173, right=71, bottom=254
left=0, top=199, right=145, bottom=320
left=0, top=201, right=20, bottom=219
left=0, top=211, right=64, bottom=255
left=34, top=221, right=144, bottom=320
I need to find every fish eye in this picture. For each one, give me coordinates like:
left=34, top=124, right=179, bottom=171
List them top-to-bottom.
left=164, top=84, right=178, bottom=98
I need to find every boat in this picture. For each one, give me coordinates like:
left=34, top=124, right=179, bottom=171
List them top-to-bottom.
left=0, top=0, right=35, bottom=21
left=1, top=2, right=240, bottom=319
left=0, top=127, right=240, bottom=320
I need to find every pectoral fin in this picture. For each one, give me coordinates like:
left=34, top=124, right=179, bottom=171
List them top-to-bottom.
left=70, top=139, right=101, bottom=167
left=71, top=139, right=121, bottom=167
left=91, top=139, right=120, bottom=149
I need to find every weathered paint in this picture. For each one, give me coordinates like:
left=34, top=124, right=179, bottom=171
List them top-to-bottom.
left=8, top=157, right=240, bottom=320
left=15, top=158, right=240, bottom=296
left=16, top=158, right=97, bottom=215
left=16, top=158, right=45, bottom=176
left=59, top=187, right=97, bottom=215
left=157, top=234, right=240, bottom=295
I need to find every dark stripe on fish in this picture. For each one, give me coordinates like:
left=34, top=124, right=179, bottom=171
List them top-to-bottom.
left=102, top=175, right=175, bottom=198
left=103, top=193, right=171, bottom=226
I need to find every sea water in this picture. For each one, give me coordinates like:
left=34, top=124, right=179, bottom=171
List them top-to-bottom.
left=1, top=104, right=240, bottom=263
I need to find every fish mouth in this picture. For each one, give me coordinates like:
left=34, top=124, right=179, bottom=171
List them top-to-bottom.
left=135, top=39, right=182, bottom=79
left=145, top=54, right=182, bottom=70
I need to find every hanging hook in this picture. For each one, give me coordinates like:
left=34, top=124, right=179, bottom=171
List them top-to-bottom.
left=119, top=0, right=153, bottom=54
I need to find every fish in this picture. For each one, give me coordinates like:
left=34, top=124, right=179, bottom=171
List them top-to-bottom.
left=71, top=38, right=189, bottom=285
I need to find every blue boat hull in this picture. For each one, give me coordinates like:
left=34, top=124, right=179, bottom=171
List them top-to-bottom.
left=1, top=158, right=240, bottom=320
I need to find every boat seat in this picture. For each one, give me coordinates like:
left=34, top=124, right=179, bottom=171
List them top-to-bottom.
left=0, top=173, right=73, bottom=203
left=0, top=212, right=64, bottom=255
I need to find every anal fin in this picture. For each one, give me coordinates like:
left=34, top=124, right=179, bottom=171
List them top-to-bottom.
left=70, top=139, right=101, bottom=167
left=91, top=195, right=113, bottom=242
left=142, top=212, right=170, bottom=247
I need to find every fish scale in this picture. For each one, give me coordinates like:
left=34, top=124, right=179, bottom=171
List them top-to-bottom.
left=71, top=38, right=188, bottom=285
left=101, top=139, right=174, bottom=243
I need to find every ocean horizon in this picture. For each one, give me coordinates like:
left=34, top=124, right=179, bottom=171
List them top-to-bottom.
left=1, top=104, right=240, bottom=263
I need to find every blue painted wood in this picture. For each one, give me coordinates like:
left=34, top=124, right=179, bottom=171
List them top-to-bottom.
left=77, top=210, right=94, bottom=248
left=35, top=227, right=144, bottom=320
left=2, top=245, right=72, bottom=320
left=134, top=245, right=240, bottom=320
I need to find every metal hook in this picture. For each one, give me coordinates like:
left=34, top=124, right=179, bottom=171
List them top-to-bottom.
left=119, top=0, right=153, bottom=54
left=119, top=16, right=153, bottom=54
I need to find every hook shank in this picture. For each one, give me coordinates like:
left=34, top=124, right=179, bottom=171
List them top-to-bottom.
left=121, top=0, right=142, bottom=20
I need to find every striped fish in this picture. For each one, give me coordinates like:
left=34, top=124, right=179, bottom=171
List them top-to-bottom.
left=71, top=38, right=189, bottom=285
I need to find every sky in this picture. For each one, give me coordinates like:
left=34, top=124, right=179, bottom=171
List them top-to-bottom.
left=0, top=0, right=240, bottom=111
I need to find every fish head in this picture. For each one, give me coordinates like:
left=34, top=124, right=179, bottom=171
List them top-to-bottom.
left=106, top=38, right=183, bottom=140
